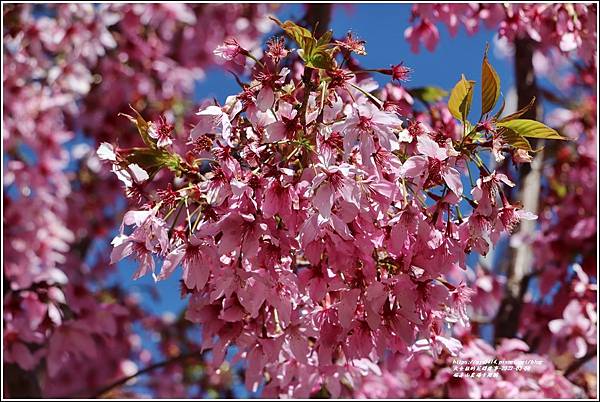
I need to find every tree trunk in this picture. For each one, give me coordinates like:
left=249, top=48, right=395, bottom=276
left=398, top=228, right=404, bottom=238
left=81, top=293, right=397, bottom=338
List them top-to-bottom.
left=303, top=4, right=332, bottom=36
left=494, top=38, right=544, bottom=341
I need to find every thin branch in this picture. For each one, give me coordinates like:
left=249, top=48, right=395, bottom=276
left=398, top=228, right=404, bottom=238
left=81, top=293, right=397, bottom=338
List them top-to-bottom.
left=539, top=87, right=574, bottom=108
left=564, top=347, right=597, bottom=378
left=90, top=352, right=203, bottom=398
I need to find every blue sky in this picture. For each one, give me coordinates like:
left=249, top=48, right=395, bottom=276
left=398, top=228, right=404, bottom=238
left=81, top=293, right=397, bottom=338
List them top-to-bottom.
left=198, top=4, right=515, bottom=108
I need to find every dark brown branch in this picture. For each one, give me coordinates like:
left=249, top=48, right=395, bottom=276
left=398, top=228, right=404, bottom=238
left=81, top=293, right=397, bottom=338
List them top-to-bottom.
left=514, top=39, right=540, bottom=118
left=539, top=87, right=575, bottom=108
left=493, top=270, right=537, bottom=342
left=564, top=348, right=597, bottom=378
left=90, top=352, right=203, bottom=398
left=3, top=363, right=42, bottom=398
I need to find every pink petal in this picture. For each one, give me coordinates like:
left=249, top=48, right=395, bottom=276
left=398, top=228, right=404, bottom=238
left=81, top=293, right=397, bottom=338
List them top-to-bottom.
left=423, top=21, right=440, bottom=52
left=404, top=26, right=420, bottom=54
left=257, top=85, right=275, bottom=112
left=265, top=121, right=286, bottom=142
left=417, top=135, right=446, bottom=160
left=400, top=156, right=427, bottom=178
left=442, top=167, right=463, bottom=196
left=313, top=183, right=334, bottom=220
left=516, top=209, right=538, bottom=221
left=122, top=210, right=152, bottom=228
left=330, top=213, right=353, bottom=240
left=389, top=222, right=408, bottom=256
left=218, top=225, right=242, bottom=255
left=109, top=237, right=133, bottom=264
left=158, top=247, right=185, bottom=280
left=132, top=253, right=154, bottom=280
left=183, top=260, right=210, bottom=291
left=308, top=275, right=328, bottom=302
left=237, top=280, right=266, bottom=318
left=338, top=288, right=361, bottom=329
left=270, top=296, right=291, bottom=327
left=220, top=298, right=245, bottom=322
left=392, top=316, right=415, bottom=345
left=289, top=333, right=309, bottom=364
left=436, top=335, right=462, bottom=356
left=568, top=336, right=588, bottom=359
left=245, top=346, right=266, bottom=393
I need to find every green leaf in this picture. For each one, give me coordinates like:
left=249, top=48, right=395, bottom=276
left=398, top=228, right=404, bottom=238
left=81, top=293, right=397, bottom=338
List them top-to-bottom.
left=270, top=17, right=313, bottom=49
left=270, top=17, right=334, bottom=70
left=270, top=17, right=317, bottom=60
left=316, top=30, right=333, bottom=48
left=481, top=47, right=501, bottom=115
left=306, top=48, right=335, bottom=70
left=448, top=74, right=475, bottom=122
left=410, top=86, right=448, bottom=103
left=498, top=97, right=536, bottom=122
left=119, top=106, right=156, bottom=149
left=496, top=119, right=566, bottom=140
left=498, top=127, right=532, bottom=151
left=123, top=147, right=177, bottom=178
left=125, top=148, right=164, bottom=177
left=550, top=178, right=568, bottom=198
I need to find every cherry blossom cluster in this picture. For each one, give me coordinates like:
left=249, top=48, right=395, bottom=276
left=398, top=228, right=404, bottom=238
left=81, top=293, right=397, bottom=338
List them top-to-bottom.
left=3, top=3, right=272, bottom=397
left=4, top=3, right=596, bottom=398
left=78, top=3, right=274, bottom=146
left=402, top=3, right=597, bottom=397
left=406, top=3, right=597, bottom=63
left=4, top=7, right=132, bottom=394
left=100, top=19, right=557, bottom=396
left=358, top=234, right=596, bottom=398
left=356, top=324, right=580, bottom=399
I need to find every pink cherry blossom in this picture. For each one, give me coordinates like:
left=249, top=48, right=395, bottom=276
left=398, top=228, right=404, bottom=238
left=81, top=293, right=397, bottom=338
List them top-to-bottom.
left=5, top=3, right=596, bottom=399
left=400, top=134, right=463, bottom=196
